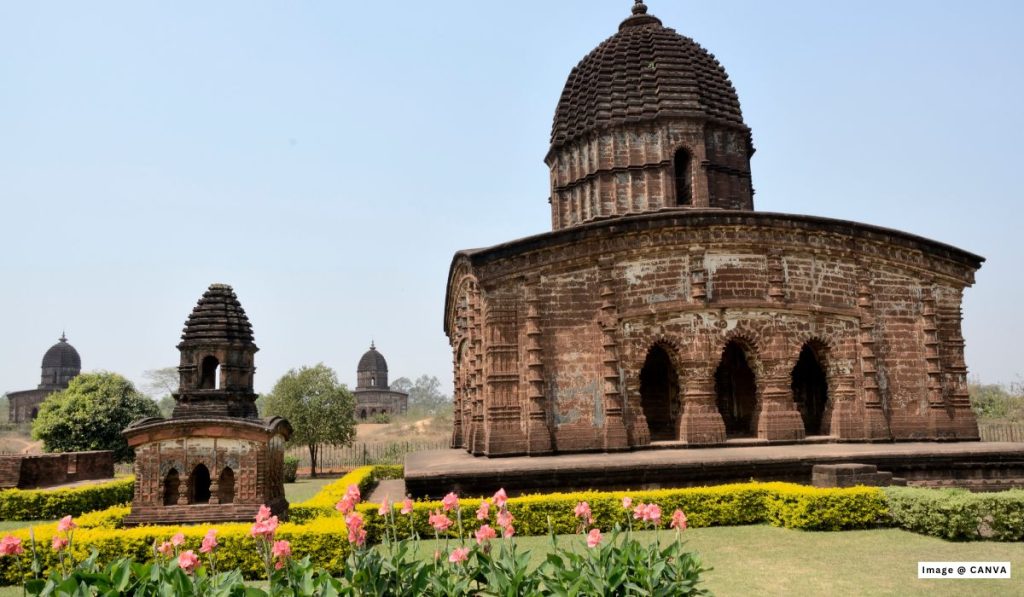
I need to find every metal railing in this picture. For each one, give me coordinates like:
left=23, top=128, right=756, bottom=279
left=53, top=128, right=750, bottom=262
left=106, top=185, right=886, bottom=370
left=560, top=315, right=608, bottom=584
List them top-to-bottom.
left=978, top=422, right=1024, bottom=443
left=286, top=441, right=448, bottom=472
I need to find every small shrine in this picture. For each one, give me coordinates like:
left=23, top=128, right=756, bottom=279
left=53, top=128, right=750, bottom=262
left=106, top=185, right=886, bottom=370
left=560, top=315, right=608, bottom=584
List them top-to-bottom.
left=123, top=283, right=291, bottom=526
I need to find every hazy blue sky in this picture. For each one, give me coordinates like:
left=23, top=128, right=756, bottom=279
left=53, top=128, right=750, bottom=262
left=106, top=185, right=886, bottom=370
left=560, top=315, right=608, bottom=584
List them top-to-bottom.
left=2, top=1, right=1022, bottom=397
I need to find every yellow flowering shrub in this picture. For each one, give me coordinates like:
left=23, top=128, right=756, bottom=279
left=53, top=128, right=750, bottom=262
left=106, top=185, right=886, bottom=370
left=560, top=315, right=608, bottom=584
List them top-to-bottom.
left=0, top=477, right=134, bottom=521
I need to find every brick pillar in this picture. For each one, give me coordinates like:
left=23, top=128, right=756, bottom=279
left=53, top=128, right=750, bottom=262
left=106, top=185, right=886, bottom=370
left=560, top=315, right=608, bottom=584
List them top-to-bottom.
left=598, top=270, right=629, bottom=451
left=854, top=274, right=891, bottom=440
left=524, top=281, right=553, bottom=455
left=922, top=286, right=955, bottom=439
left=483, top=295, right=527, bottom=456
left=939, top=297, right=980, bottom=440
left=755, top=363, right=806, bottom=441
left=678, top=365, right=726, bottom=445
left=177, top=474, right=189, bottom=506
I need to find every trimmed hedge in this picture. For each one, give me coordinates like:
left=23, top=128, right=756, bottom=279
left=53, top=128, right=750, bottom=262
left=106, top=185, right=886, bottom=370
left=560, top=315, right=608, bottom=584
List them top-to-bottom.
left=289, top=465, right=402, bottom=523
left=0, top=477, right=134, bottom=521
left=884, top=486, right=1024, bottom=541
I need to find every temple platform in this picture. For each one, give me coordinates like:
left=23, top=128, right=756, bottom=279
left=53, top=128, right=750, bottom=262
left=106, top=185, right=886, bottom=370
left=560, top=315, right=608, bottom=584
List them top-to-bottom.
left=405, top=441, right=1024, bottom=498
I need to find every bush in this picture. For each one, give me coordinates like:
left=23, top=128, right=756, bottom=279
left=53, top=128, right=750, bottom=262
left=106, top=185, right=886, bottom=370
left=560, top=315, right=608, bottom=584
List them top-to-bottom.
left=282, top=456, right=299, bottom=484
left=0, top=477, right=133, bottom=521
left=763, top=483, right=888, bottom=530
left=884, top=486, right=1024, bottom=541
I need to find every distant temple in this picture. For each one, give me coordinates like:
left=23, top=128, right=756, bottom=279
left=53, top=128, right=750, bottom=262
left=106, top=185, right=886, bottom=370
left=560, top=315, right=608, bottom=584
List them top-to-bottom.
left=7, top=334, right=81, bottom=423
left=353, top=342, right=408, bottom=420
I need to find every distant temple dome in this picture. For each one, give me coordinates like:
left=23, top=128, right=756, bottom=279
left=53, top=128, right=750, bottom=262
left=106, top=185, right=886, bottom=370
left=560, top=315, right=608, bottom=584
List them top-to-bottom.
left=41, top=333, right=81, bottom=371
left=356, top=342, right=389, bottom=389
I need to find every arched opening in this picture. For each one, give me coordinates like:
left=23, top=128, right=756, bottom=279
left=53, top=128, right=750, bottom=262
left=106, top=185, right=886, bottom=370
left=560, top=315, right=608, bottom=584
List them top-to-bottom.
left=674, top=147, right=692, bottom=206
left=714, top=341, right=758, bottom=436
left=791, top=343, right=830, bottom=435
left=639, top=345, right=680, bottom=441
left=200, top=356, right=219, bottom=390
left=370, top=376, right=376, bottom=387
left=30, top=407, right=38, bottom=420
left=359, top=409, right=367, bottom=420
left=190, top=464, right=212, bottom=504
left=218, top=468, right=235, bottom=504
left=163, top=469, right=180, bottom=506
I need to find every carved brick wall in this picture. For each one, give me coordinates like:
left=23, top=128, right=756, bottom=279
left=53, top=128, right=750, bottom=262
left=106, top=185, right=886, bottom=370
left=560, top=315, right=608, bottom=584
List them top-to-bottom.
left=445, top=212, right=982, bottom=456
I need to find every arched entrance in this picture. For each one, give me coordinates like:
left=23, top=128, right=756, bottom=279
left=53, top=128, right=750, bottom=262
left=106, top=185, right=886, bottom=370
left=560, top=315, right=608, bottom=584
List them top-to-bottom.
left=714, top=341, right=757, bottom=436
left=791, top=343, right=830, bottom=435
left=639, top=345, right=680, bottom=441
left=191, top=464, right=212, bottom=504
left=218, top=467, right=235, bottom=504
left=163, top=469, right=180, bottom=506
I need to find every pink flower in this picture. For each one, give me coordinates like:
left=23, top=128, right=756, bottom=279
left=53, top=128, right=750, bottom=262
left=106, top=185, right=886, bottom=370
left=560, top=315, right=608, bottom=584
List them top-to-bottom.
left=346, top=484, right=361, bottom=503
left=492, top=488, right=508, bottom=509
left=442, top=492, right=459, bottom=512
left=336, top=495, right=356, bottom=515
left=378, top=495, right=390, bottom=516
left=622, top=496, right=633, bottom=509
left=401, top=497, right=415, bottom=515
left=476, top=500, right=490, bottom=521
left=574, top=501, right=593, bottom=525
left=633, top=503, right=662, bottom=524
left=644, top=503, right=662, bottom=524
left=256, top=504, right=273, bottom=522
left=496, top=509, right=514, bottom=530
left=671, top=509, right=688, bottom=531
left=429, top=510, right=453, bottom=532
left=345, top=512, right=366, bottom=545
left=57, top=516, right=76, bottom=533
left=250, top=516, right=279, bottom=539
left=474, top=524, right=497, bottom=544
left=503, top=524, right=515, bottom=538
left=587, top=528, right=603, bottom=548
left=200, top=529, right=218, bottom=554
left=171, top=532, right=185, bottom=547
left=0, top=535, right=23, bottom=556
left=51, top=536, right=68, bottom=552
left=272, top=540, right=291, bottom=559
left=157, top=541, right=173, bottom=557
left=448, top=547, right=469, bottom=563
left=178, top=550, right=199, bottom=574
left=275, top=560, right=285, bottom=570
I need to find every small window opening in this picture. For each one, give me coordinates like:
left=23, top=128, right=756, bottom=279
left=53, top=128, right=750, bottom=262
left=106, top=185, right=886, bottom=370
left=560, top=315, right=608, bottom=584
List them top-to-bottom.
left=674, top=148, right=692, bottom=206
left=200, top=356, right=219, bottom=390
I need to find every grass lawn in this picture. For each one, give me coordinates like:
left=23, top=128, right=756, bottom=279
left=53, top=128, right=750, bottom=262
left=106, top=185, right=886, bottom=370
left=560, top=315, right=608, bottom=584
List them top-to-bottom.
left=283, top=475, right=336, bottom=504
left=0, top=522, right=1018, bottom=595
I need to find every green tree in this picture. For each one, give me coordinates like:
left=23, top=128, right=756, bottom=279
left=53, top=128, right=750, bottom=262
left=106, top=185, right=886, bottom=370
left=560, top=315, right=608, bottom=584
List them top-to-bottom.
left=262, top=364, right=356, bottom=477
left=142, top=367, right=178, bottom=417
left=32, top=371, right=161, bottom=462
left=390, top=375, right=452, bottom=418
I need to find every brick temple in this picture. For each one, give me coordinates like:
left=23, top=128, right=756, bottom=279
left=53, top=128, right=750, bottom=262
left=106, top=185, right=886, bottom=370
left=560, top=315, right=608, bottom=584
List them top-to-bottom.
left=444, top=1, right=984, bottom=456
left=123, top=284, right=291, bottom=525
left=6, top=334, right=81, bottom=423
left=353, top=342, right=408, bottom=420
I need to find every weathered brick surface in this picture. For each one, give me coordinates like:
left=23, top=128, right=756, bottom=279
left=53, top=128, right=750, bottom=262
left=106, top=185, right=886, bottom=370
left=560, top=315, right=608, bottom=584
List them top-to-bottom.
left=442, top=4, right=984, bottom=458
left=444, top=213, right=983, bottom=456
left=122, top=284, right=290, bottom=526
left=0, top=451, right=113, bottom=490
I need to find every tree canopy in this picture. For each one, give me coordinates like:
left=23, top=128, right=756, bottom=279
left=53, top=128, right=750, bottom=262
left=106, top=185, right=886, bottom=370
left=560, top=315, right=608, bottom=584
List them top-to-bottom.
left=261, top=363, right=356, bottom=477
left=32, top=371, right=161, bottom=462
left=390, top=374, right=452, bottom=417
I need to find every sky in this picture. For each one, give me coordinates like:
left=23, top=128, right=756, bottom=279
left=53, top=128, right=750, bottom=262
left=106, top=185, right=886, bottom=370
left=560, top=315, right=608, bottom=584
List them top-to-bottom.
left=2, top=1, right=1023, bottom=398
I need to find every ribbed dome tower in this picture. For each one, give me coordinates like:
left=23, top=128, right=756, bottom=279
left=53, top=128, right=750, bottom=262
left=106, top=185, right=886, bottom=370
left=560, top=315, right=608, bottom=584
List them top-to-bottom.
left=547, top=1, right=754, bottom=229
left=172, top=283, right=259, bottom=418
left=39, top=333, right=81, bottom=391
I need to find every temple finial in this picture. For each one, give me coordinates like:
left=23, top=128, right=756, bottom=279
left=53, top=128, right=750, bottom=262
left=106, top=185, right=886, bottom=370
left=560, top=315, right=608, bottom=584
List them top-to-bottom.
left=633, top=0, right=648, bottom=16
left=60, top=330, right=67, bottom=342
left=370, top=340, right=375, bottom=350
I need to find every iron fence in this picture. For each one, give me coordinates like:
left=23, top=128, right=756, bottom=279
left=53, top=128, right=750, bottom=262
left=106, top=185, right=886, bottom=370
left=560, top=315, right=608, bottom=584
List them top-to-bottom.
left=978, top=422, right=1024, bottom=443
left=286, top=441, right=449, bottom=472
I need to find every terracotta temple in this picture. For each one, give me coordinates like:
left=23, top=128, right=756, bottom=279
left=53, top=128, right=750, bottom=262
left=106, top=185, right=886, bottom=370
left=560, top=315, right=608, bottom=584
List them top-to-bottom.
left=444, top=1, right=984, bottom=456
left=123, top=284, right=291, bottom=526
left=6, top=334, right=81, bottom=423
left=353, top=342, right=409, bottom=421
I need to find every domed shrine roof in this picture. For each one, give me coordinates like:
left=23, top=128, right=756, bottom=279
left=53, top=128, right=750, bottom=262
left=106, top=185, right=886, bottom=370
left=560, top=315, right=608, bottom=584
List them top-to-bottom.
left=550, top=1, right=746, bottom=151
left=179, top=283, right=255, bottom=346
left=41, top=333, right=81, bottom=369
left=358, top=342, right=388, bottom=373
